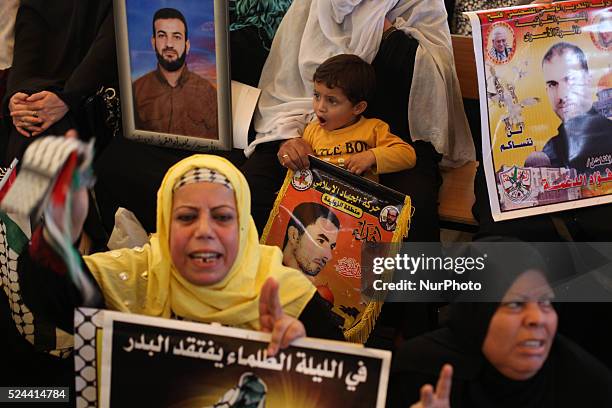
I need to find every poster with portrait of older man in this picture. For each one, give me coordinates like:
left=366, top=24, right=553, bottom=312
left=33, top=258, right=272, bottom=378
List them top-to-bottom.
left=114, top=0, right=231, bottom=150
left=467, top=1, right=612, bottom=221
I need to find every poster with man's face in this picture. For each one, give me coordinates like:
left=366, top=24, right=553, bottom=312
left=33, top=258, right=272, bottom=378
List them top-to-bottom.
left=114, top=0, right=231, bottom=150
left=467, top=1, right=612, bottom=221
left=261, top=157, right=411, bottom=343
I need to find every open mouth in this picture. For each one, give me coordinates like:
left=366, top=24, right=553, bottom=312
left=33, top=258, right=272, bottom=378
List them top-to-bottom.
left=317, top=116, right=328, bottom=127
left=189, top=252, right=222, bottom=264
left=517, top=339, right=547, bottom=356
left=520, top=339, right=545, bottom=348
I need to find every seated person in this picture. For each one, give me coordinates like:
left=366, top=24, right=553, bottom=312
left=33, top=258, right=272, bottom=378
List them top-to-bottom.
left=3, top=0, right=117, bottom=166
left=241, top=0, right=474, bottom=242
left=469, top=16, right=612, bottom=368
left=281, top=54, right=416, bottom=182
left=14, top=149, right=344, bottom=370
left=386, top=240, right=612, bottom=407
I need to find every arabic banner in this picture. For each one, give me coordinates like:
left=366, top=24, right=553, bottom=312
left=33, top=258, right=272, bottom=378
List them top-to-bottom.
left=467, top=1, right=612, bottom=221
left=260, top=156, right=411, bottom=343
left=91, top=310, right=390, bottom=407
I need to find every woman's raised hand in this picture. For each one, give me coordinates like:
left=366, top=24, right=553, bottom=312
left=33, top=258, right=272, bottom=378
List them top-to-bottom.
left=259, top=277, right=306, bottom=356
left=410, top=365, right=453, bottom=408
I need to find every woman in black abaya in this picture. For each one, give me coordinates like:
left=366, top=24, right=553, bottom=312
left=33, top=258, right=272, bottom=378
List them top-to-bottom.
left=386, top=241, right=612, bottom=407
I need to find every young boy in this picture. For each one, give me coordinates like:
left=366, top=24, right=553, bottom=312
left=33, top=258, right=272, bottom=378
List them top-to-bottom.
left=298, top=54, right=416, bottom=181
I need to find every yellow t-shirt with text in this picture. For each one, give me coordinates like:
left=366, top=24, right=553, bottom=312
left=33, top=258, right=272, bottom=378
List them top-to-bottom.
left=302, top=117, right=416, bottom=181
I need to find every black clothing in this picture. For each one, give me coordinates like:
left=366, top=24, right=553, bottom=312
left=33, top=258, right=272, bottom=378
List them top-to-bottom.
left=2, top=0, right=118, bottom=165
left=368, top=29, right=443, bottom=242
left=0, top=69, right=9, bottom=157
left=472, top=107, right=612, bottom=368
left=542, top=108, right=612, bottom=176
left=474, top=109, right=612, bottom=241
left=93, top=137, right=246, bottom=234
left=387, top=243, right=612, bottom=407
left=0, top=290, right=75, bottom=390
left=299, top=293, right=345, bottom=341
left=387, top=330, right=612, bottom=408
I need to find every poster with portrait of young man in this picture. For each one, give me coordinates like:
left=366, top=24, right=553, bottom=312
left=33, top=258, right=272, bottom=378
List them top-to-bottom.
left=113, top=0, right=231, bottom=150
left=467, top=1, right=612, bottom=221
left=260, top=157, right=411, bottom=343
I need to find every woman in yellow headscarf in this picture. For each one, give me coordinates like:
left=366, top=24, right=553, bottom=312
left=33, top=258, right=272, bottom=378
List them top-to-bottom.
left=24, top=154, right=343, bottom=358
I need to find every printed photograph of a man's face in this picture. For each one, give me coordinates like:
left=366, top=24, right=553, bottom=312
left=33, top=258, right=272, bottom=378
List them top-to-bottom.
left=126, top=0, right=219, bottom=138
left=128, top=0, right=216, bottom=84
left=597, top=13, right=612, bottom=49
left=152, top=16, right=190, bottom=72
left=487, top=24, right=514, bottom=64
left=541, top=43, right=593, bottom=124
left=282, top=202, right=341, bottom=277
left=380, top=206, right=398, bottom=232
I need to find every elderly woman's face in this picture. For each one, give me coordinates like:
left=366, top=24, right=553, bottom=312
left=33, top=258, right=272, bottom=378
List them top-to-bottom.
left=169, top=182, right=239, bottom=286
left=482, top=269, right=558, bottom=380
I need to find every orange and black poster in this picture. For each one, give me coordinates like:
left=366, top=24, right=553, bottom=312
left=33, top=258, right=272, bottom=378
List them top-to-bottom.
left=261, top=156, right=411, bottom=343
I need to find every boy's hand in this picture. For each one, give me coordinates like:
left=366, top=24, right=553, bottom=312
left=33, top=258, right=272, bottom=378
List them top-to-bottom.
left=278, top=138, right=313, bottom=170
left=345, top=151, right=376, bottom=175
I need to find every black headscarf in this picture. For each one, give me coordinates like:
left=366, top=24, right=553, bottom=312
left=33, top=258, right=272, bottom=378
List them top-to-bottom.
left=386, top=239, right=612, bottom=408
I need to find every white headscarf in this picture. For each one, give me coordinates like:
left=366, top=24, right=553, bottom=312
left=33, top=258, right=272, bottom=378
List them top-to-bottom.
left=246, top=0, right=475, bottom=167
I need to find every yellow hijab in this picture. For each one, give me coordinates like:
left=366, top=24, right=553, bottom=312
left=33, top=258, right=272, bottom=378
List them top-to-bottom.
left=86, top=155, right=315, bottom=330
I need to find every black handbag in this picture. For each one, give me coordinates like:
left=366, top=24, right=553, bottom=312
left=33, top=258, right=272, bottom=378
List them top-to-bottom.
left=82, top=86, right=121, bottom=155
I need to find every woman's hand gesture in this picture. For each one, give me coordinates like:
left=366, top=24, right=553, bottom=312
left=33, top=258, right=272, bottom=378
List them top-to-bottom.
left=259, top=277, right=306, bottom=356
left=410, top=364, right=453, bottom=408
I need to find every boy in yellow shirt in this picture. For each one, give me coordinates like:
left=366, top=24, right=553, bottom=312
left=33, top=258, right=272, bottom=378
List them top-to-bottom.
left=294, top=54, right=416, bottom=181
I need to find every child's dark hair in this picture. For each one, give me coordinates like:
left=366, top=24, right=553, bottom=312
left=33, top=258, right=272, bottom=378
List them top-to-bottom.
left=313, top=54, right=376, bottom=105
